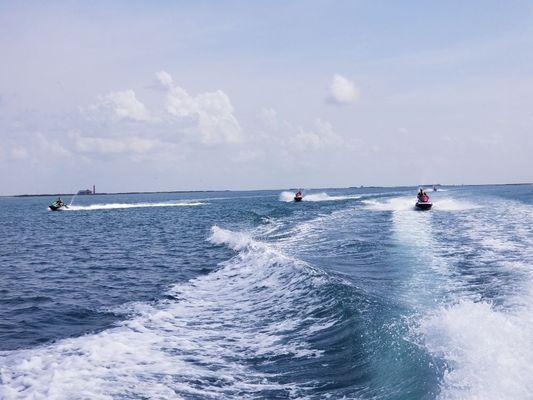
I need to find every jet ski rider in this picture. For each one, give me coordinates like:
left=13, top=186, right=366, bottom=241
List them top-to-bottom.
left=417, top=188, right=429, bottom=203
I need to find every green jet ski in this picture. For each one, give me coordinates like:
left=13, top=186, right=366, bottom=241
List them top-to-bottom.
left=49, top=200, right=68, bottom=211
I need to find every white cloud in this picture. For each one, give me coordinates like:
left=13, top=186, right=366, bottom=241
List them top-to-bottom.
left=156, top=70, right=174, bottom=87
left=77, top=71, right=243, bottom=154
left=163, top=73, right=243, bottom=144
left=327, top=74, right=359, bottom=105
left=87, top=90, right=151, bottom=122
left=258, top=107, right=277, bottom=124
left=255, top=108, right=344, bottom=152
left=289, top=119, right=343, bottom=151
left=5, top=132, right=72, bottom=163
left=34, top=133, right=72, bottom=159
left=72, top=133, right=160, bottom=155
left=10, top=146, right=29, bottom=160
left=232, top=148, right=265, bottom=163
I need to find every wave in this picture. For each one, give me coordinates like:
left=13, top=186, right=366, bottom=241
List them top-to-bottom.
left=279, top=191, right=361, bottom=203
left=412, top=197, right=533, bottom=399
left=62, top=201, right=205, bottom=211
left=0, top=226, right=343, bottom=399
left=418, top=298, right=533, bottom=399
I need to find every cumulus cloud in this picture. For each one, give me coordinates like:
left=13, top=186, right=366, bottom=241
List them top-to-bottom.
left=155, top=70, right=174, bottom=87
left=72, top=71, right=244, bottom=158
left=161, top=72, right=243, bottom=144
left=327, top=74, right=359, bottom=105
left=87, top=90, right=151, bottom=122
left=256, top=107, right=344, bottom=152
left=258, top=107, right=278, bottom=128
left=289, top=119, right=343, bottom=151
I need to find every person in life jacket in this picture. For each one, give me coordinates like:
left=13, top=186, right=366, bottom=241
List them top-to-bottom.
left=417, top=189, right=429, bottom=203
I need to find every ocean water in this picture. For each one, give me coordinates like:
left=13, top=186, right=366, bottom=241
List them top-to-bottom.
left=0, top=185, right=532, bottom=399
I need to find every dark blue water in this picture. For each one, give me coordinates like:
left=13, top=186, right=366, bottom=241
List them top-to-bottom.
left=1, top=185, right=532, bottom=399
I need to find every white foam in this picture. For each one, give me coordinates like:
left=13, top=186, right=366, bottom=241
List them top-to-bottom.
left=279, top=191, right=360, bottom=203
left=279, top=191, right=297, bottom=202
left=302, top=192, right=361, bottom=202
left=363, top=196, right=478, bottom=212
left=411, top=196, right=533, bottom=399
left=362, top=197, right=414, bottom=211
left=432, top=198, right=480, bottom=211
left=66, top=201, right=205, bottom=211
left=209, top=225, right=253, bottom=251
left=0, top=226, right=332, bottom=399
left=479, top=237, right=519, bottom=252
left=419, top=300, right=533, bottom=400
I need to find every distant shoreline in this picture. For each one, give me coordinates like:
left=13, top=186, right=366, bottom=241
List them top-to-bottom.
left=3, top=182, right=531, bottom=198
left=9, top=190, right=232, bottom=198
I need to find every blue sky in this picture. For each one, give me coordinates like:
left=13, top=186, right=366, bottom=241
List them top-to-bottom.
left=1, top=1, right=532, bottom=194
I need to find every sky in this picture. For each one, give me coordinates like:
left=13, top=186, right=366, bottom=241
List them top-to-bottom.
left=0, top=0, right=532, bottom=195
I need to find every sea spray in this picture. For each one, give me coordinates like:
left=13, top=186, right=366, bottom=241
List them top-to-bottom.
left=68, top=194, right=78, bottom=207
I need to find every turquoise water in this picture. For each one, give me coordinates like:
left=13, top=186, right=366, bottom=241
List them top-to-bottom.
left=0, top=185, right=532, bottom=399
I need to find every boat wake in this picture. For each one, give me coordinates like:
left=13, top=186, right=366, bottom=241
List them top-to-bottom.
left=279, top=191, right=360, bottom=202
left=362, top=196, right=478, bottom=212
left=413, top=199, right=533, bottom=399
left=65, top=201, right=205, bottom=211
left=0, top=226, right=349, bottom=399
left=418, top=297, right=533, bottom=400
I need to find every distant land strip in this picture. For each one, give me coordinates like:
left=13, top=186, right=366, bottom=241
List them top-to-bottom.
left=3, top=182, right=531, bottom=198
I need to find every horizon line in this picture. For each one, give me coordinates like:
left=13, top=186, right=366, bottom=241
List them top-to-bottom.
left=2, top=182, right=531, bottom=198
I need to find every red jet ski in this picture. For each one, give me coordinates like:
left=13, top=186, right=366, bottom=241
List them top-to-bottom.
left=415, top=193, right=432, bottom=210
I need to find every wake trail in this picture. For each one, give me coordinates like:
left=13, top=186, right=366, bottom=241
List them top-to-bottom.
left=279, top=191, right=361, bottom=203
left=412, top=197, right=533, bottom=399
left=64, top=201, right=205, bottom=211
left=0, top=226, right=342, bottom=399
